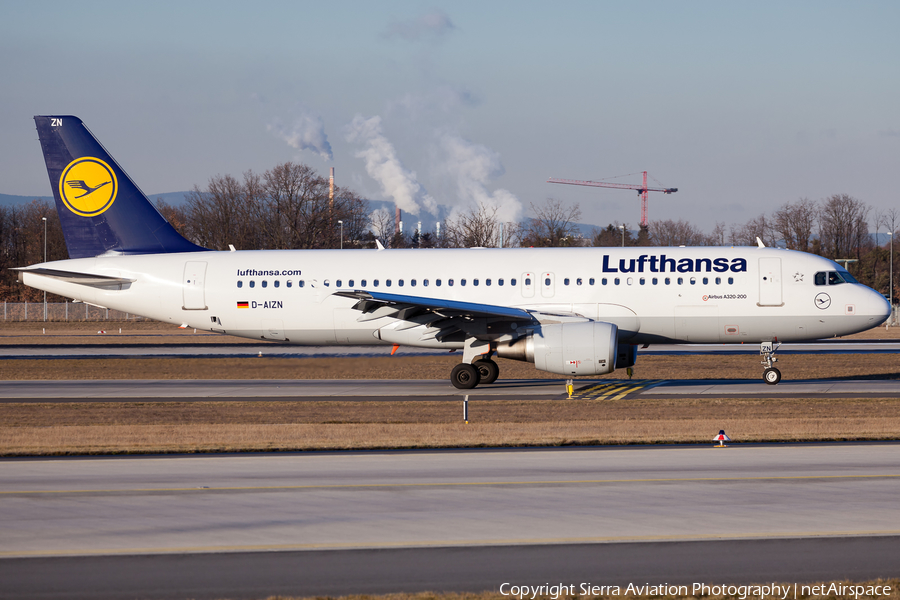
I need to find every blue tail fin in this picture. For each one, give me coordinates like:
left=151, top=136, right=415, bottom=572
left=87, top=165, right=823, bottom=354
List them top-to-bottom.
left=34, top=115, right=206, bottom=258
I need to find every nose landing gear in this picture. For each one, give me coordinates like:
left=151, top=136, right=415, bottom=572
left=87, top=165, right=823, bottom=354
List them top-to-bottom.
left=760, top=341, right=782, bottom=385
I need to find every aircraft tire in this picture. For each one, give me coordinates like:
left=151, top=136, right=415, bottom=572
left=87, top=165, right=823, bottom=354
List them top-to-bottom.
left=472, top=359, right=499, bottom=384
left=451, top=363, right=481, bottom=389
left=763, top=367, right=782, bottom=385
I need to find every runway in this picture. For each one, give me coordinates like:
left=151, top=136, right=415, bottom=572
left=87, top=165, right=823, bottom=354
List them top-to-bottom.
left=2, top=339, right=900, bottom=359
left=3, top=377, right=900, bottom=402
left=1, top=445, right=899, bottom=598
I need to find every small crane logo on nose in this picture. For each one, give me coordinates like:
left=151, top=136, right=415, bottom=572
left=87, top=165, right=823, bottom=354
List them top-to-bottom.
left=815, top=293, right=831, bottom=309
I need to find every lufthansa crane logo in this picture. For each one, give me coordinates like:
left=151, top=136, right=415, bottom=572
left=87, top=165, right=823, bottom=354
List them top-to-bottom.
left=59, top=157, right=118, bottom=216
left=815, top=292, right=831, bottom=310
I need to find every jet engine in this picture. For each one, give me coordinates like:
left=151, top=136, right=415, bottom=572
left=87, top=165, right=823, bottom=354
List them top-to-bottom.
left=496, top=322, right=618, bottom=376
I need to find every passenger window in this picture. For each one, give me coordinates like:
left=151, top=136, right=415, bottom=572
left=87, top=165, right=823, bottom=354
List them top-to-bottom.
left=815, top=272, right=826, bottom=286
left=524, top=277, right=531, bottom=286
left=627, top=277, right=633, bottom=285
left=665, top=277, right=670, bottom=285
left=690, top=277, right=696, bottom=285
left=702, top=277, right=708, bottom=285
left=715, top=277, right=721, bottom=285
left=728, top=277, right=734, bottom=284
left=498, top=278, right=504, bottom=286
left=511, top=278, right=517, bottom=286
left=544, top=278, right=551, bottom=286
left=564, top=278, right=570, bottom=285
left=577, top=278, right=582, bottom=286
left=589, top=278, right=595, bottom=285
left=602, top=278, right=607, bottom=285
left=614, top=278, right=620, bottom=285
left=639, top=278, right=645, bottom=285
left=652, top=278, right=658, bottom=285
left=677, top=278, right=684, bottom=285
left=361, top=279, right=367, bottom=287
left=373, top=279, right=379, bottom=287
left=398, top=279, right=404, bottom=287
left=411, top=279, right=416, bottom=287
left=423, top=279, right=429, bottom=286
left=436, top=279, right=441, bottom=286
left=449, top=279, right=454, bottom=286
left=461, top=279, right=467, bottom=286
left=473, top=279, right=479, bottom=286
left=486, top=279, right=491, bottom=286
left=274, top=280, right=280, bottom=288
left=298, top=280, right=304, bottom=288
left=323, top=280, right=330, bottom=287
left=335, top=280, right=341, bottom=288
left=348, top=280, right=354, bottom=287
left=386, top=280, right=392, bottom=287
left=237, top=281, right=243, bottom=288
left=262, top=281, right=268, bottom=288
left=286, top=281, right=292, bottom=288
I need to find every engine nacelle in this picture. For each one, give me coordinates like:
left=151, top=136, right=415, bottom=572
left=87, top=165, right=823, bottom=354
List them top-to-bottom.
left=496, top=322, right=618, bottom=376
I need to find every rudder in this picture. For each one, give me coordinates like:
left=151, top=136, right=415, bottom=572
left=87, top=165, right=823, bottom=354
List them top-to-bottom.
left=34, top=115, right=205, bottom=258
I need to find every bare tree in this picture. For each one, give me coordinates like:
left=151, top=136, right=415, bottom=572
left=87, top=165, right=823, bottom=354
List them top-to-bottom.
left=818, top=194, right=870, bottom=260
left=773, top=198, right=818, bottom=251
left=520, top=199, right=582, bottom=247
left=443, top=204, right=519, bottom=248
left=729, top=214, right=777, bottom=247
left=650, top=218, right=709, bottom=246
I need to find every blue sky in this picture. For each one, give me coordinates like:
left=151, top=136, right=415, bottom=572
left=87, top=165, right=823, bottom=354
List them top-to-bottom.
left=1, top=0, right=898, bottom=231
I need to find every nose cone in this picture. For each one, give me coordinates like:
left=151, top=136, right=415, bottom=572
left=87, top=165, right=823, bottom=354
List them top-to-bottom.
left=865, top=287, right=892, bottom=326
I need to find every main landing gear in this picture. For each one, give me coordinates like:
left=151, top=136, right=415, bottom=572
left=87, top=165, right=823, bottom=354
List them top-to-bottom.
left=451, top=340, right=500, bottom=389
left=760, top=341, right=782, bottom=385
left=450, top=359, right=499, bottom=389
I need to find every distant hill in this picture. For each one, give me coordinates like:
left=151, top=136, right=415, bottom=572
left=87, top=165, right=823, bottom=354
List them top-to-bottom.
left=0, top=191, right=192, bottom=208
left=2, top=191, right=604, bottom=238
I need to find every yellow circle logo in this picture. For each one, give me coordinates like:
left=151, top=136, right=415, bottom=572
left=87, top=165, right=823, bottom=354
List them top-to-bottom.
left=59, top=157, right=118, bottom=216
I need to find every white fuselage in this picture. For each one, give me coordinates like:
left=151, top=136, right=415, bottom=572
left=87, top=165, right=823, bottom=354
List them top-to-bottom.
left=21, top=246, right=891, bottom=347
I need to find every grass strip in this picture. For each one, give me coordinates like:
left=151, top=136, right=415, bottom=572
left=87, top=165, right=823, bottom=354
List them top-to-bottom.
left=3, top=397, right=900, bottom=456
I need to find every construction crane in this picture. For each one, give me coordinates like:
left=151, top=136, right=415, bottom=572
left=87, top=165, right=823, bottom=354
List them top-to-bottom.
left=547, top=171, right=677, bottom=228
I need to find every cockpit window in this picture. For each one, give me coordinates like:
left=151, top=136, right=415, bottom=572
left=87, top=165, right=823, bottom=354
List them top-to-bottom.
left=816, top=270, right=858, bottom=286
left=838, top=270, right=858, bottom=284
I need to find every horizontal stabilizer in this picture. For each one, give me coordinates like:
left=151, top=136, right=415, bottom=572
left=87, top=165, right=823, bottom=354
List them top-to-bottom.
left=14, top=267, right=136, bottom=289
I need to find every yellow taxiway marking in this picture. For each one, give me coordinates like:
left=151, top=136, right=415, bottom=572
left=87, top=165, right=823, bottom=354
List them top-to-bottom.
left=572, top=379, right=666, bottom=400
left=3, top=472, right=900, bottom=496
left=3, top=530, right=900, bottom=558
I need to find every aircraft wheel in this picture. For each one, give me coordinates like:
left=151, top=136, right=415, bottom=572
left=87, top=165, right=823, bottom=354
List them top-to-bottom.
left=472, top=359, right=499, bottom=384
left=451, top=363, right=481, bottom=389
left=763, top=367, right=782, bottom=385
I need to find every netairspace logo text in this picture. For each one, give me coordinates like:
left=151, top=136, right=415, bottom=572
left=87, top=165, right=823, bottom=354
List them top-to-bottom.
left=498, top=582, right=893, bottom=600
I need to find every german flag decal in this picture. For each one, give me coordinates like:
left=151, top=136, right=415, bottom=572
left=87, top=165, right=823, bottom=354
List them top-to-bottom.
left=237, top=301, right=249, bottom=309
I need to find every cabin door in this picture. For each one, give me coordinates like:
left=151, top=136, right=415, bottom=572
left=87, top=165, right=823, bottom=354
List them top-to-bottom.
left=758, top=258, right=783, bottom=306
left=183, top=261, right=208, bottom=310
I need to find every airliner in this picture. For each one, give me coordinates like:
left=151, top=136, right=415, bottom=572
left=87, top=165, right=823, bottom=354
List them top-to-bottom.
left=16, top=116, right=892, bottom=388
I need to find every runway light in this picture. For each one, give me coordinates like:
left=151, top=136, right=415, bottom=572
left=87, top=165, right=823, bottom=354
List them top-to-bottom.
left=713, top=429, right=731, bottom=448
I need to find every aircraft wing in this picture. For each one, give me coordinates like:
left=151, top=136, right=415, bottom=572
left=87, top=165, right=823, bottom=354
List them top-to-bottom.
left=334, top=290, right=533, bottom=321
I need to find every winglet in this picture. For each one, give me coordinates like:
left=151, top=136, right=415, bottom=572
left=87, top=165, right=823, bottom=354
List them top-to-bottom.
left=756, top=237, right=766, bottom=248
